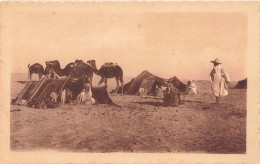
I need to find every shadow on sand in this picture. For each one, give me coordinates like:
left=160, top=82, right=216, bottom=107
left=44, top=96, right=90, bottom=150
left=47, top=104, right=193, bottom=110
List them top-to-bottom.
left=134, top=99, right=202, bottom=107
left=134, top=101, right=166, bottom=107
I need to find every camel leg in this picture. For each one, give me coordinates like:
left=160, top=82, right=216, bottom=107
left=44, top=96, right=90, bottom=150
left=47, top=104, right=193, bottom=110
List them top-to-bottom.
left=27, top=71, right=31, bottom=81
left=27, top=72, right=29, bottom=81
left=39, top=73, right=42, bottom=81
left=86, top=73, right=93, bottom=85
left=88, top=77, right=92, bottom=86
left=98, top=77, right=105, bottom=86
left=120, top=77, right=124, bottom=95
left=105, top=78, right=108, bottom=86
left=115, top=78, right=120, bottom=93
left=121, top=82, right=124, bottom=95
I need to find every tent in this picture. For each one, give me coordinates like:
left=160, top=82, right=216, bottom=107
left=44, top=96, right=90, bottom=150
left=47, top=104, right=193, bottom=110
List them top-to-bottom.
left=112, top=71, right=187, bottom=96
left=14, top=76, right=114, bottom=108
left=167, top=76, right=187, bottom=93
left=15, top=77, right=71, bottom=107
left=234, top=78, right=247, bottom=89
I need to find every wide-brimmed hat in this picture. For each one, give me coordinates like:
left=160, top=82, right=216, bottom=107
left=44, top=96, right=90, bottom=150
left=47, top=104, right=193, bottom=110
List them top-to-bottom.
left=210, top=58, right=222, bottom=64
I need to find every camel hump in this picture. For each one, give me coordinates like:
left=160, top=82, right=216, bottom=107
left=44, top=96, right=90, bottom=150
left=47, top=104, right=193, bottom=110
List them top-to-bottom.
left=85, top=62, right=93, bottom=68
left=104, top=62, right=117, bottom=67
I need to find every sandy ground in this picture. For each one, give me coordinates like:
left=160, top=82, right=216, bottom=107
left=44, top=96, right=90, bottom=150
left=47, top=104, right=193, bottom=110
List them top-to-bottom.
left=10, top=79, right=246, bottom=153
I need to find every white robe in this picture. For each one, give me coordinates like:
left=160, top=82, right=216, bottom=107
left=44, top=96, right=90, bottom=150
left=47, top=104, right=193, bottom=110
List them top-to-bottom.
left=210, top=65, right=231, bottom=97
left=188, top=82, right=197, bottom=95
left=77, top=88, right=94, bottom=104
left=61, top=89, right=66, bottom=103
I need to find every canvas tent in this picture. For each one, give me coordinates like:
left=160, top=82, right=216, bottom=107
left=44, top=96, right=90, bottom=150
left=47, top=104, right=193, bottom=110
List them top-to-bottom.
left=112, top=71, right=187, bottom=96
left=14, top=76, right=114, bottom=108
left=167, top=76, right=188, bottom=93
left=15, top=77, right=71, bottom=107
left=234, top=78, right=247, bottom=89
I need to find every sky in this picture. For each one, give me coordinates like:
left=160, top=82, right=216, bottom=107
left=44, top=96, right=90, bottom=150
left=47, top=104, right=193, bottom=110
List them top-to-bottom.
left=8, top=3, right=247, bottom=81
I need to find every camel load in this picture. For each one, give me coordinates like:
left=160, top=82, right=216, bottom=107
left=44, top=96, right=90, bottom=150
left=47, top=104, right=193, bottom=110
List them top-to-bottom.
left=103, top=62, right=117, bottom=67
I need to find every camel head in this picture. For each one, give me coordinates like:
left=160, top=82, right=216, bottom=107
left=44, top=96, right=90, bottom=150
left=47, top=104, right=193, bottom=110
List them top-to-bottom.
left=45, top=60, right=61, bottom=77
left=87, top=60, right=99, bottom=75
left=87, top=60, right=97, bottom=69
left=44, top=66, right=54, bottom=78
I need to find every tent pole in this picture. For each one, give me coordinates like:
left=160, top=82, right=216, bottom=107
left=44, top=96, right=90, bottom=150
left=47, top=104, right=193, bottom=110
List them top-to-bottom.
left=57, top=76, right=70, bottom=98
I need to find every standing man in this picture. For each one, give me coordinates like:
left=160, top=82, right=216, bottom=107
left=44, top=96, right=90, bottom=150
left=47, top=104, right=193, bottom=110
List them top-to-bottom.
left=209, top=58, right=231, bottom=104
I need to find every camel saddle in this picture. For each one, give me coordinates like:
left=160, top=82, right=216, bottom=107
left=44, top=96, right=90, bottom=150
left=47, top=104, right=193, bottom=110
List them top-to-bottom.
left=104, top=62, right=117, bottom=67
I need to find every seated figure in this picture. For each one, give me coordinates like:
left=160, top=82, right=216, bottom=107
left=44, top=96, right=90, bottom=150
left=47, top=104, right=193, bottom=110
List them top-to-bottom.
left=186, top=80, right=197, bottom=95
left=76, top=83, right=94, bottom=105
left=163, top=83, right=182, bottom=107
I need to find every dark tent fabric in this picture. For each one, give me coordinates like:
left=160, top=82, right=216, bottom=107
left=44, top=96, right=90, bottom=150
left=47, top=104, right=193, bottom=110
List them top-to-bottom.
left=112, top=71, right=187, bottom=96
left=112, top=71, right=154, bottom=95
left=125, top=71, right=156, bottom=95
left=14, top=76, right=114, bottom=108
left=139, top=76, right=165, bottom=96
left=167, top=76, right=187, bottom=93
left=15, top=77, right=69, bottom=107
left=29, top=78, right=68, bottom=105
left=234, top=78, right=247, bottom=89
left=16, top=81, right=39, bottom=101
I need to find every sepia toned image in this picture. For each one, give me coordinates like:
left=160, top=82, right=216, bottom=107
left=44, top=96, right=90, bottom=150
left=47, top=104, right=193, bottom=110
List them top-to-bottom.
left=0, top=1, right=259, bottom=163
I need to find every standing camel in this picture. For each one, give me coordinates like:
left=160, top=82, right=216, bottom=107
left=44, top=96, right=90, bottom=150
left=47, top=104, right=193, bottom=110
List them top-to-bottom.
left=45, top=60, right=74, bottom=78
left=45, top=60, right=94, bottom=85
left=87, top=60, right=124, bottom=94
left=27, top=63, right=45, bottom=81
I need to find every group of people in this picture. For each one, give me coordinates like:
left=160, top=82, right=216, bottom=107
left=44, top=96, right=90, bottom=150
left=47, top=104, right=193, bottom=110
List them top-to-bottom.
left=162, top=58, right=231, bottom=106
left=185, top=58, right=231, bottom=105
left=56, top=82, right=114, bottom=106
left=58, top=83, right=95, bottom=105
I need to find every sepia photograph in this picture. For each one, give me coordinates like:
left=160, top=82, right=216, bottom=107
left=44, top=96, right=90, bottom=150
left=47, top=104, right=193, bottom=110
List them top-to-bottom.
left=0, top=1, right=259, bottom=163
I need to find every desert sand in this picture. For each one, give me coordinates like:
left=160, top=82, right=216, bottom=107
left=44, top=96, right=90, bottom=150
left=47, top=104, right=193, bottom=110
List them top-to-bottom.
left=10, top=75, right=246, bottom=153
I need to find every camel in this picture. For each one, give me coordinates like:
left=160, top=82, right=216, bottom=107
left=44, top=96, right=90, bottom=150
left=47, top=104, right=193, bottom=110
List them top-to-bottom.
left=45, top=60, right=74, bottom=78
left=45, top=60, right=94, bottom=85
left=70, top=60, right=94, bottom=84
left=87, top=60, right=124, bottom=94
left=27, top=63, right=45, bottom=81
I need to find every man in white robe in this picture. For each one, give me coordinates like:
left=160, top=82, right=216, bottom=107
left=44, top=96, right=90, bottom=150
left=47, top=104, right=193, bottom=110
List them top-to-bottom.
left=209, top=58, right=231, bottom=104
